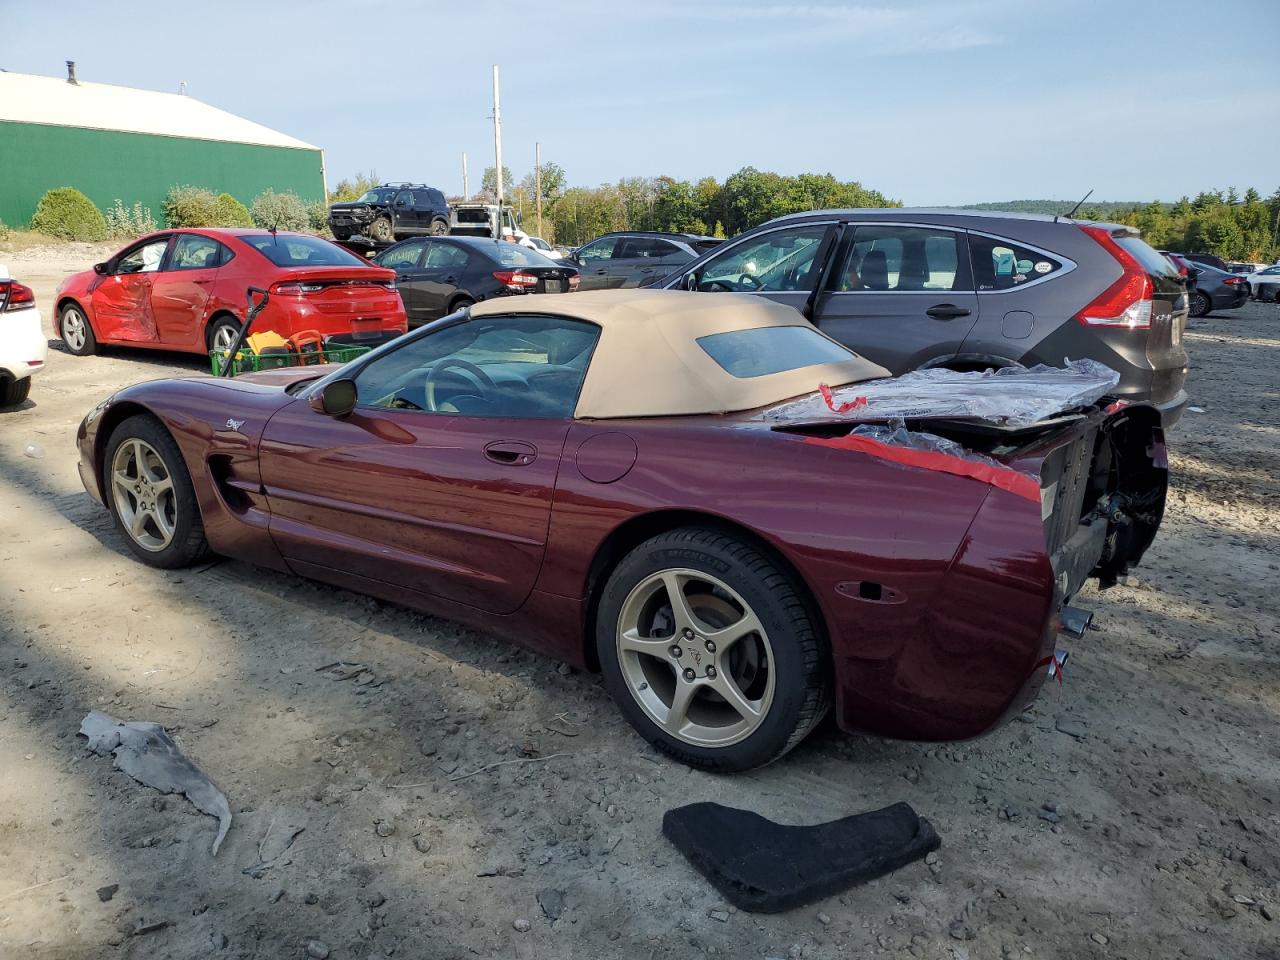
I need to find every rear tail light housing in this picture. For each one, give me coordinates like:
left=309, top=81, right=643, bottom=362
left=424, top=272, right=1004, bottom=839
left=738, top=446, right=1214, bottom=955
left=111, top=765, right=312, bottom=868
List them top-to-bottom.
left=1075, top=226, right=1153, bottom=330
left=493, top=270, right=539, bottom=291
left=568, top=274, right=580, bottom=291
left=1223, top=276, right=1245, bottom=286
left=0, top=280, right=36, bottom=312
left=271, top=281, right=324, bottom=296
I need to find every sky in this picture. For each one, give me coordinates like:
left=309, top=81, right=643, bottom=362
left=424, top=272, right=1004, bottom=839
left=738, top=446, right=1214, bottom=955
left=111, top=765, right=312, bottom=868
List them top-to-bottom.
left=3, top=0, right=1278, bottom=205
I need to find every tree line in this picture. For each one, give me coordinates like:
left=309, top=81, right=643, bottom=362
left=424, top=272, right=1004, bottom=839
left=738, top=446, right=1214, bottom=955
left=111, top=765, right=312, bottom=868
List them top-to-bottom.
left=333, top=166, right=898, bottom=246
left=330, top=168, right=1280, bottom=263
left=962, top=190, right=1280, bottom=263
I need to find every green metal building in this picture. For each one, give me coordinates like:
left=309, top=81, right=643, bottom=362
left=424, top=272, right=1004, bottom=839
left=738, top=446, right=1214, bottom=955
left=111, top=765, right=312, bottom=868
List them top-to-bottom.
left=0, top=67, right=325, bottom=228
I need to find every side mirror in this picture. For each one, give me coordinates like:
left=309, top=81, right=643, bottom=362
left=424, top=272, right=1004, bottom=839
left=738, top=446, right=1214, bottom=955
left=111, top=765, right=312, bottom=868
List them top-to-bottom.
left=93, top=262, right=108, bottom=275
left=308, top=378, right=358, bottom=417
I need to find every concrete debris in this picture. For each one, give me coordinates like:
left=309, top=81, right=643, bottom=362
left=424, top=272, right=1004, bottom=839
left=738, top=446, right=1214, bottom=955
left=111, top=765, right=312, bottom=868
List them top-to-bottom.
left=79, top=711, right=231, bottom=856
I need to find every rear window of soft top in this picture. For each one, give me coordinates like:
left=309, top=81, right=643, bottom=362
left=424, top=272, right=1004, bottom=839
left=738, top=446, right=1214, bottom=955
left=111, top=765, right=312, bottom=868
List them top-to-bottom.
left=697, top=326, right=854, bottom=378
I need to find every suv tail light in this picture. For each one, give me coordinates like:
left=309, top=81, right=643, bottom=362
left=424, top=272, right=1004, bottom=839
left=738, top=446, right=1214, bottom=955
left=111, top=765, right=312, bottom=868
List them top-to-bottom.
left=1075, top=226, right=1153, bottom=330
left=493, top=270, right=539, bottom=291
left=0, top=280, right=36, bottom=312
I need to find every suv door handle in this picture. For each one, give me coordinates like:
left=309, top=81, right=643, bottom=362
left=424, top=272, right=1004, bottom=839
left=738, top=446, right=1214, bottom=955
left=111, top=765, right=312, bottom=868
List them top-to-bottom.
left=594, top=268, right=608, bottom=275
left=926, top=303, right=971, bottom=320
left=484, top=440, right=537, bottom=466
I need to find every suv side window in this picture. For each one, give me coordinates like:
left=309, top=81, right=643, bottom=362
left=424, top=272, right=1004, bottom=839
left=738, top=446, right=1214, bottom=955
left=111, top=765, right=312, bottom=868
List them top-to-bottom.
left=394, top=190, right=414, bottom=209
left=697, top=224, right=829, bottom=292
left=833, top=225, right=968, bottom=292
left=969, top=235, right=1063, bottom=291
left=576, top=237, right=618, bottom=261
left=353, top=314, right=600, bottom=418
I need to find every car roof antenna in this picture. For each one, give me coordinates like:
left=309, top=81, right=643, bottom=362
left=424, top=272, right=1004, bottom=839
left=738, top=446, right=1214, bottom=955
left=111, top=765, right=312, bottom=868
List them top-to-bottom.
left=1056, top=189, right=1094, bottom=222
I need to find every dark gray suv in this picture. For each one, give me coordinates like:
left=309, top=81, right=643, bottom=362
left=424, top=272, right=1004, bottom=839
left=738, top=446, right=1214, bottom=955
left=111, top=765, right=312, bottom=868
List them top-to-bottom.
left=660, top=210, right=1191, bottom=425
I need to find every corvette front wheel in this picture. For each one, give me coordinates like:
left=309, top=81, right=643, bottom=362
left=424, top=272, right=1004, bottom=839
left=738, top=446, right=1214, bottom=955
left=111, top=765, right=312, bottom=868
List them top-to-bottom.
left=104, top=415, right=210, bottom=569
left=596, top=527, right=829, bottom=771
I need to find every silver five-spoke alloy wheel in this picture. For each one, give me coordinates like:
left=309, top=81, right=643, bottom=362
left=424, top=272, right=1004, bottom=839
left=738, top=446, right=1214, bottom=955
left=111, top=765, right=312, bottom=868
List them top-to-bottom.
left=62, top=307, right=88, bottom=352
left=211, top=323, right=238, bottom=353
left=110, top=438, right=177, bottom=552
left=616, top=568, right=775, bottom=747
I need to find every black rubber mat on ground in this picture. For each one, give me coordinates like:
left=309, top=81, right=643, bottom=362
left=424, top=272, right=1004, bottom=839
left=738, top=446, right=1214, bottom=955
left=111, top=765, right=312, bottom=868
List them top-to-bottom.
left=663, top=800, right=940, bottom=913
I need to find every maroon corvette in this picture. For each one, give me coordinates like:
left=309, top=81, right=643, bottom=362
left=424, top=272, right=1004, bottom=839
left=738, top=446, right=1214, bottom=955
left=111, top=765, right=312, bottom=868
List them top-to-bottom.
left=76, top=291, right=1167, bottom=770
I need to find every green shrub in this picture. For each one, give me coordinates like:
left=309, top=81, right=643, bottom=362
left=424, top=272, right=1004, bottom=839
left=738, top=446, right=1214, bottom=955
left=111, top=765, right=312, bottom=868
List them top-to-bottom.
left=164, top=185, right=221, bottom=227
left=164, top=186, right=254, bottom=228
left=30, top=187, right=107, bottom=241
left=250, top=189, right=309, bottom=231
left=214, top=193, right=253, bottom=227
left=104, top=199, right=158, bottom=239
left=307, top=201, right=330, bottom=234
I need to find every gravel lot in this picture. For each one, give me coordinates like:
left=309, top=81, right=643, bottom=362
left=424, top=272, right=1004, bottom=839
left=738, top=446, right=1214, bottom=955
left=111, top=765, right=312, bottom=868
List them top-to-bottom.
left=2, top=244, right=1278, bottom=960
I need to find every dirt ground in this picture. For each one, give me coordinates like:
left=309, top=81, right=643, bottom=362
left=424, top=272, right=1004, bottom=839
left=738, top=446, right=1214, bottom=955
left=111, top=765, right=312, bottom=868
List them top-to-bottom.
left=1, top=243, right=1277, bottom=960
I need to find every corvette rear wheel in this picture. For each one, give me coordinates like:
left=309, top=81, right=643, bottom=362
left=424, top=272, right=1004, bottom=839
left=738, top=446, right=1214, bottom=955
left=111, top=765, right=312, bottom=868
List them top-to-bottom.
left=104, top=415, right=210, bottom=569
left=596, top=527, right=829, bottom=771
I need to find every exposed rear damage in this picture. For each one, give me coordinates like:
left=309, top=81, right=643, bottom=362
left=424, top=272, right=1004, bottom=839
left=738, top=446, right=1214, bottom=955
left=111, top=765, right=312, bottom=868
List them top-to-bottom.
left=768, top=384, right=1167, bottom=740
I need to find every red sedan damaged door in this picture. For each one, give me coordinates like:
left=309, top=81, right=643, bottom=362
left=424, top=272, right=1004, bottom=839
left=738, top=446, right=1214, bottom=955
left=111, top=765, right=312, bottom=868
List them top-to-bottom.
left=92, top=273, right=159, bottom=342
left=257, top=402, right=568, bottom=614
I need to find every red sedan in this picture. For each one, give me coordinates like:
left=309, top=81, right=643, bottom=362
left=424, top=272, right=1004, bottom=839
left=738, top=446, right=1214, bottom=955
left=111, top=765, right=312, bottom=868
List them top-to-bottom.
left=54, top=228, right=407, bottom=357
left=76, top=291, right=1166, bottom=771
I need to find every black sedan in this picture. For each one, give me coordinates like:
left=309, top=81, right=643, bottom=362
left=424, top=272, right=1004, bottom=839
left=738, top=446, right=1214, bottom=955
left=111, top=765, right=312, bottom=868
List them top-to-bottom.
left=374, top=237, right=579, bottom=327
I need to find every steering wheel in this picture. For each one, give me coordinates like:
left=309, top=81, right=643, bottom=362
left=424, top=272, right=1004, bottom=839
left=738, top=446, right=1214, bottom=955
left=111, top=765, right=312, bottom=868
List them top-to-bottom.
left=738, top=273, right=764, bottom=290
left=425, top=358, right=495, bottom=412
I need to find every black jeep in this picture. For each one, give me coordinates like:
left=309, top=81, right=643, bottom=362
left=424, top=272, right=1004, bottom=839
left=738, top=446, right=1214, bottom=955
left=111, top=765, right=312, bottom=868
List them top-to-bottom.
left=328, top=184, right=450, bottom=242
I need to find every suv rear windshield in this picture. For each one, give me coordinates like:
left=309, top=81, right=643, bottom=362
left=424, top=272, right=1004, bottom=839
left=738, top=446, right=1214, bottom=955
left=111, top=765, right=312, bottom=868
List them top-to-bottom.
left=242, top=234, right=368, bottom=268
left=1115, top=235, right=1181, bottom=279
left=697, top=326, right=853, bottom=378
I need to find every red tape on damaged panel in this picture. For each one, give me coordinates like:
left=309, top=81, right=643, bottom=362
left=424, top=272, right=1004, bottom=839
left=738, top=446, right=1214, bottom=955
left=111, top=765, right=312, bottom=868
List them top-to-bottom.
left=804, top=433, right=1041, bottom=503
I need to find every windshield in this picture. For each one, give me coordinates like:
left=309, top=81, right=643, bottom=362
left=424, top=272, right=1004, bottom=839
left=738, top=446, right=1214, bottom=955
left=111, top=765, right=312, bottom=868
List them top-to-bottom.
left=357, top=189, right=396, bottom=204
left=241, top=233, right=368, bottom=268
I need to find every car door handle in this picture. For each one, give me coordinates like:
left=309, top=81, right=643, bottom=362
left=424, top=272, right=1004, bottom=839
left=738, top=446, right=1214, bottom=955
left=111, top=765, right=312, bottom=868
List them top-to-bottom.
left=594, top=268, right=608, bottom=275
left=444, top=276, right=456, bottom=283
left=926, top=303, right=971, bottom=320
left=484, top=440, right=537, bottom=466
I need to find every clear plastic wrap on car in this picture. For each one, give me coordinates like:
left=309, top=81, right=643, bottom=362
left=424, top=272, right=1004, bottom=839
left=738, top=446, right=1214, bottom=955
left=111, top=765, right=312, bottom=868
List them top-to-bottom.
left=761, top=359, right=1122, bottom=426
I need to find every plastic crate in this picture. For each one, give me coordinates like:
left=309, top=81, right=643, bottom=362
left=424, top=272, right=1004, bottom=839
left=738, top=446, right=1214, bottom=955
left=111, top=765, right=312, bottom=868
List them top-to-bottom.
left=209, top=345, right=371, bottom=377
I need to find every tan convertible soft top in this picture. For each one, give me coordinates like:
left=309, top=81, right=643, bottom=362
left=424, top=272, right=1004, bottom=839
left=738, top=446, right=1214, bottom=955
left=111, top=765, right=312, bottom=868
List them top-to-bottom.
left=468, top=290, right=889, bottom=419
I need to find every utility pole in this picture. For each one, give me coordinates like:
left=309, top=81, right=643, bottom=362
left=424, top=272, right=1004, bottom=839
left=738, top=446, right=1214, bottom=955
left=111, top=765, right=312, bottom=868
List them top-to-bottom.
left=492, top=65, right=504, bottom=207
left=535, top=142, right=542, bottom=239
left=462, top=152, right=469, bottom=200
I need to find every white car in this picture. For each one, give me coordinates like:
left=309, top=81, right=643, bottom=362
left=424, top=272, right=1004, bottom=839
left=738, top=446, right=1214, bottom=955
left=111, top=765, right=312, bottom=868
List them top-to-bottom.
left=521, top=235, right=563, bottom=259
left=1242, top=263, right=1280, bottom=301
left=0, top=264, right=47, bottom=407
